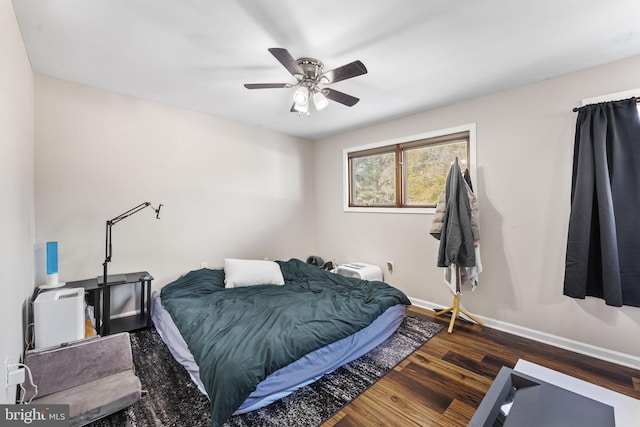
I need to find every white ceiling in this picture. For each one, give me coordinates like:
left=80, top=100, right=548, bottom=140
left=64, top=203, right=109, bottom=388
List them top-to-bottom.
left=12, top=0, right=640, bottom=140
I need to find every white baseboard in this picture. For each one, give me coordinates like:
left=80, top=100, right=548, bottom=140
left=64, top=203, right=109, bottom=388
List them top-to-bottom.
left=409, top=297, right=640, bottom=370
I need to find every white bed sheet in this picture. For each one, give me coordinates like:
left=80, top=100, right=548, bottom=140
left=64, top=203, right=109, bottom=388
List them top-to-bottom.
left=151, top=291, right=405, bottom=414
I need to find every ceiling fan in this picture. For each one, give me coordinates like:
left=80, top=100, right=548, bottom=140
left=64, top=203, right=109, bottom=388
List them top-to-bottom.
left=244, top=48, right=368, bottom=114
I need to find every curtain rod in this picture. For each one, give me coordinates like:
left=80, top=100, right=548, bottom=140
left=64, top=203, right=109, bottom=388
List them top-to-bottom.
left=572, top=97, right=640, bottom=112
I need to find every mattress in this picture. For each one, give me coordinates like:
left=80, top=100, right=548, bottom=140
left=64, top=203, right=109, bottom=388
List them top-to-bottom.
left=151, top=291, right=405, bottom=414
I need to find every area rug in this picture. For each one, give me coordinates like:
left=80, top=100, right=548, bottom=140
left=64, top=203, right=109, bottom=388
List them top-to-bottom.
left=89, top=314, right=444, bottom=427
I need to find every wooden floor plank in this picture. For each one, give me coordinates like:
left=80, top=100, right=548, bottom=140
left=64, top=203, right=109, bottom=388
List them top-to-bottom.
left=322, top=306, right=640, bottom=427
left=411, top=350, right=494, bottom=394
left=441, top=399, right=478, bottom=427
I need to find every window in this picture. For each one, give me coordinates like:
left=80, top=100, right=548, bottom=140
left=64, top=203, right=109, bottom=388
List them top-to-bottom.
left=344, top=124, right=475, bottom=213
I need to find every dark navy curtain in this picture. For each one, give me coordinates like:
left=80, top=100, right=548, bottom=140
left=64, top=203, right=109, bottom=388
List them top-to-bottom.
left=564, top=97, right=640, bottom=307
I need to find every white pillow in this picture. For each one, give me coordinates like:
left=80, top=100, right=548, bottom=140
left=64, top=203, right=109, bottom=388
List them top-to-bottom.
left=223, top=258, right=285, bottom=288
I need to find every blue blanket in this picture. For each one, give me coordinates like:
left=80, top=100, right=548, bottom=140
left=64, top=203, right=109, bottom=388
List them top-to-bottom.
left=160, top=258, right=410, bottom=427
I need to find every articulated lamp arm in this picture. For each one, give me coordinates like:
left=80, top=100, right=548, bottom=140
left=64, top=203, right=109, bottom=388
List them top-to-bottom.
left=100, top=201, right=162, bottom=335
left=104, top=202, right=163, bottom=262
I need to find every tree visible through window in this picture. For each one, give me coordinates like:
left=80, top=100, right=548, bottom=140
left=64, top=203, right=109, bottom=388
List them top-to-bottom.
left=348, top=131, right=469, bottom=208
left=351, top=151, right=395, bottom=206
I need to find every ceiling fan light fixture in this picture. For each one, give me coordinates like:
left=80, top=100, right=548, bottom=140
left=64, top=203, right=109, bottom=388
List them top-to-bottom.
left=293, top=86, right=309, bottom=106
left=313, top=91, right=329, bottom=111
left=293, top=99, right=309, bottom=114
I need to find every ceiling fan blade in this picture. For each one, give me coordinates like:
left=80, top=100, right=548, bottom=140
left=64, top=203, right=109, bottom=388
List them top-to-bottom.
left=268, top=48, right=304, bottom=77
left=320, top=60, right=367, bottom=84
left=244, top=83, right=292, bottom=89
left=323, top=88, right=360, bottom=107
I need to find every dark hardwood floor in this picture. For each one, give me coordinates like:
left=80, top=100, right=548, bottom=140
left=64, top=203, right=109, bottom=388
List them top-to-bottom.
left=323, top=306, right=640, bottom=427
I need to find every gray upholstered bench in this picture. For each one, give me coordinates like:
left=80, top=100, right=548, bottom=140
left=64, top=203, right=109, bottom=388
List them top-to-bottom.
left=23, top=332, right=141, bottom=426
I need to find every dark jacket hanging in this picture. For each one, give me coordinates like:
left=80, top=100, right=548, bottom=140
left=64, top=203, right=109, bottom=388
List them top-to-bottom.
left=564, top=97, right=640, bottom=307
left=437, top=158, right=476, bottom=268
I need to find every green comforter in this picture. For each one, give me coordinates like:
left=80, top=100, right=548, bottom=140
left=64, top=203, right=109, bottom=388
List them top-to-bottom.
left=160, top=258, right=410, bottom=427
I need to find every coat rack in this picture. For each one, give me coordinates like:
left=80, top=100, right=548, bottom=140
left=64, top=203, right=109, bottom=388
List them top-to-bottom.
left=431, top=158, right=484, bottom=333
left=435, top=285, right=484, bottom=333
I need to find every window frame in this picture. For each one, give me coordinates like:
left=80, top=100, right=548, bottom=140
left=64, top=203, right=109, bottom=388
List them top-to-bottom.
left=343, top=123, right=477, bottom=214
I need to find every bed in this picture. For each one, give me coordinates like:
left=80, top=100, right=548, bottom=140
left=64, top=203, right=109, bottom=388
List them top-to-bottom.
left=152, top=258, right=411, bottom=427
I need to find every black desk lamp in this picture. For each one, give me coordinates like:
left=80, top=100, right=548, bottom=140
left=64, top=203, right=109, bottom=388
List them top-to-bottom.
left=101, top=201, right=162, bottom=334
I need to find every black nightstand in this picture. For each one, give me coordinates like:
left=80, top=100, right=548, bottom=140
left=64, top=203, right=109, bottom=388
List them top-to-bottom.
left=65, top=271, right=153, bottom=336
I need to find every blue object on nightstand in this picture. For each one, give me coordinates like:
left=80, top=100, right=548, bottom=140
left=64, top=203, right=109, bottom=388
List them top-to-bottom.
left=46, top=241, right=58, bottom=275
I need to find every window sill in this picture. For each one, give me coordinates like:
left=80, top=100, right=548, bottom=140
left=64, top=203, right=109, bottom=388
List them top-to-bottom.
left=344, top=206, right=435, bottom=214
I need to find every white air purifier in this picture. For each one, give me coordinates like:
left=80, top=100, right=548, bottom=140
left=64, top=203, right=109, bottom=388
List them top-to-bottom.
left=335, top=262, right=383, bottom=281
left=34, top=287, right=85, bottom=349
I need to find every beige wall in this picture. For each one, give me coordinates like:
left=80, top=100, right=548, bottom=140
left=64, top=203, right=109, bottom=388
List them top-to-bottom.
left=0, top=0, right=34, bottom=403
left=314, top=56, right=640, bottom=358
left=34, top=75, right=316, bottom=294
